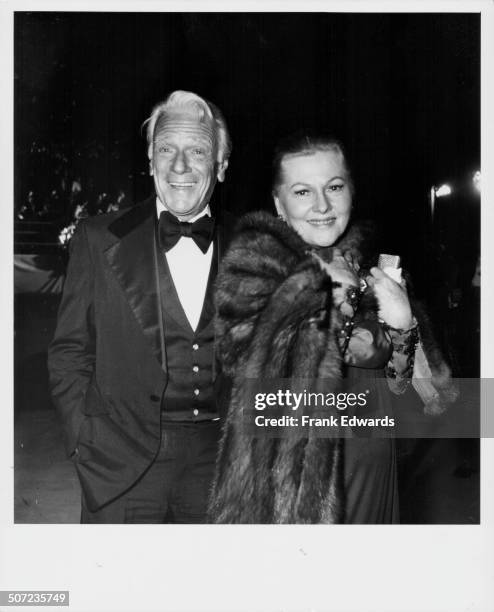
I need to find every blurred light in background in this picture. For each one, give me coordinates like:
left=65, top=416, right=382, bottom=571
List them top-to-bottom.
left=473, top=170, right=481, bottom=192
left=435, top=184, right=452, bottom=198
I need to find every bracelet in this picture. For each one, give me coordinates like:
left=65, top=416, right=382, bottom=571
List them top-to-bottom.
left=382, top=319, right=418, bottom=335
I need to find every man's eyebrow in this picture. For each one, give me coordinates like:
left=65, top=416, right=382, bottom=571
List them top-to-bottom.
left=154, top=135, right=213, bottom=146
left=187, top=137, right=212, bottom=145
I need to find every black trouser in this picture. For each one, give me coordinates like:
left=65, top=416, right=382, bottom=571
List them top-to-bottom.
left=80, top=419, right=221, bottom=524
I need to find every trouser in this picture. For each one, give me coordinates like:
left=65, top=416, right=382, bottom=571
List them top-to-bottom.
left=80, top=419, right=221, bottom=524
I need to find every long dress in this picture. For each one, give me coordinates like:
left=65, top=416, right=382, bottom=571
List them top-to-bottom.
left=341, top=310, right=403, bottom=523
left=343, top=368, right=400, bottom=523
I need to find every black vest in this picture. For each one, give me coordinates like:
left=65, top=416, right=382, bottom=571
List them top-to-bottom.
left=156, top=237, right=218, bottom=422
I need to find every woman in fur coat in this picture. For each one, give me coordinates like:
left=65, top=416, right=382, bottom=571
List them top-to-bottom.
left=208, top=132, right=453, bottom=524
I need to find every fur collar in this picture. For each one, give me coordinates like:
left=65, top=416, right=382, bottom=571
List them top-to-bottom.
left=233, top=210, right=378, bottom=267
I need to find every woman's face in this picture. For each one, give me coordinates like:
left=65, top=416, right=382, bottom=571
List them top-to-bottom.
left=273, top=149, right=353, bottom=247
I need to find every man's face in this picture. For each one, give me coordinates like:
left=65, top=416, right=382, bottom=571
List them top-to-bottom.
left=149, top=111, right=227, bottom=221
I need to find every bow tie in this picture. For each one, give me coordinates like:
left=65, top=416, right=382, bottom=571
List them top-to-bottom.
left=158, top=210, right=215, bottom=254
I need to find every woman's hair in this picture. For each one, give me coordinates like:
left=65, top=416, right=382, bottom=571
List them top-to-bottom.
left=143, top=90, right=232, bottom=163
left=271, top=130, right=354, bottom=195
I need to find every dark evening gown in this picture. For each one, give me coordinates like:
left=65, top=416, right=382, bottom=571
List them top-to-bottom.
left=341, top=318, right=401, bottom=524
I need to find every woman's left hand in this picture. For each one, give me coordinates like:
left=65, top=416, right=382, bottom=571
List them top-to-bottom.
left=366, top=267, right=414, bottom=330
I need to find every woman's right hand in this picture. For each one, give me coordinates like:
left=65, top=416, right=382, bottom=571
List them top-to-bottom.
left=311, top=248, right=359, bottom=313
left=311, top=248, right=359, bottom=286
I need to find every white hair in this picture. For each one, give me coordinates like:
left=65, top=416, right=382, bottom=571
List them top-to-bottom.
left=144, top=90, right=232, bottom=162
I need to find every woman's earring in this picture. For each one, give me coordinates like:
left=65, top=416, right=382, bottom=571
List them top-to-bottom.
left=278, top=215, right=286, bottom=223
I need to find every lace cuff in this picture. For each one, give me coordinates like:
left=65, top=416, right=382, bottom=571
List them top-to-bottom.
left=383, top=319, right=419, bottom=394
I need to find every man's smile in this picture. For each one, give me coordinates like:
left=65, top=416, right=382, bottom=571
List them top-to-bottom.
left=168, top=182, right=197, bottom=189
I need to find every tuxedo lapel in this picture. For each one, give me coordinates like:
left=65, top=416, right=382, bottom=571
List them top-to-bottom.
left=104, top=198, right=164, bottom=367
left=196, top=211, right=235, bottom=332
left=215, top=213, right=229, bottom=266
left=195, top=239, right=218, bottom=333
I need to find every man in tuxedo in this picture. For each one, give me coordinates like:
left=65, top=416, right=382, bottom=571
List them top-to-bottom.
left=48, top=90, right=232, bottom=523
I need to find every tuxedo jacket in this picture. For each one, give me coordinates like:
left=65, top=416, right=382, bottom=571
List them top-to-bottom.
left=48, top=196, right=234, bottom=511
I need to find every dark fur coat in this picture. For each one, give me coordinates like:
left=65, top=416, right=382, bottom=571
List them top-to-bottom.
left=208, top=212, right=455, bottom=524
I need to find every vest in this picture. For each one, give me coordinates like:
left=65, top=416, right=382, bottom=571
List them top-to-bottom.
left=156, top=237, right=218, bottom=422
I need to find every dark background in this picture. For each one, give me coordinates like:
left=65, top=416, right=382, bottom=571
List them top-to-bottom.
left=14, top=12, right=480, bottom=291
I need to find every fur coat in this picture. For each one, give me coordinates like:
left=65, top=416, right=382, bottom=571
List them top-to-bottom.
left=208, top=211, right=456, bottom=524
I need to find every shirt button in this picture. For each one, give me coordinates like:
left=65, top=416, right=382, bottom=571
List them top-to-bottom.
left=192, top=343, right=199, bottom=351
left=192, top=365, right=199, bottom=373
left=194, top=388, right=200, bottom=396
left=193, top=408, right=199, bottom=416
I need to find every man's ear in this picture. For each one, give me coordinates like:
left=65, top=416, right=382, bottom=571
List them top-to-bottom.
left=148, top=146, right=154, bottom=175
left=216, top=159, right=229, bottom=183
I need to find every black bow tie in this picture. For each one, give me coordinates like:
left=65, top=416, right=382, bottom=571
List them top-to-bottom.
left=158, top=210, right=215, bottom=254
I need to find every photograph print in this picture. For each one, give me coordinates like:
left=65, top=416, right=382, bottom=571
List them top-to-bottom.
left=14, top=11, right=480, bottom=525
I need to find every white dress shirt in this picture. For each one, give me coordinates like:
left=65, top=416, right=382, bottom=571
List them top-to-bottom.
left=156, top=199, right=213, bottom=331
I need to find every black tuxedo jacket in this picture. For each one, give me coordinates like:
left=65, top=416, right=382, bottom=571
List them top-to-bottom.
left=48, top=196, right=234, bottom=511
